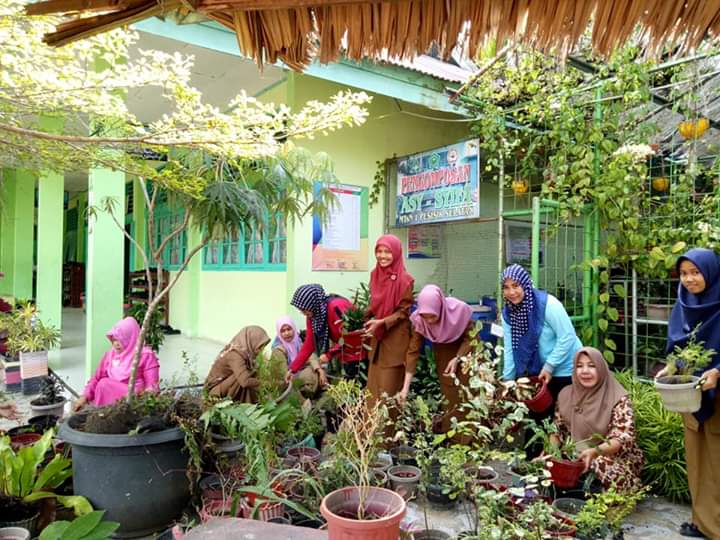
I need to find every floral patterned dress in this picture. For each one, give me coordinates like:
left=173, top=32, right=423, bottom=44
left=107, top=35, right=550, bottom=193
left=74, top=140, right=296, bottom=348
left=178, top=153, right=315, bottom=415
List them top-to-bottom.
left=555, top=395, right=644, bottom=491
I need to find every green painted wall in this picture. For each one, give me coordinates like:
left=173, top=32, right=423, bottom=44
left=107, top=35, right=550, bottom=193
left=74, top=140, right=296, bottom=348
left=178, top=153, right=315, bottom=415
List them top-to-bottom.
left=0, top=169, right=35, bottom=300
left=36, top=170, right=64, bottom=330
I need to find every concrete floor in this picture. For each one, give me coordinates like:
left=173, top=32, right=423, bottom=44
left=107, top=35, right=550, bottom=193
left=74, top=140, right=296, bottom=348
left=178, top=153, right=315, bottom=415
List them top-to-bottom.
left=50, top=308, right=224, bottom=395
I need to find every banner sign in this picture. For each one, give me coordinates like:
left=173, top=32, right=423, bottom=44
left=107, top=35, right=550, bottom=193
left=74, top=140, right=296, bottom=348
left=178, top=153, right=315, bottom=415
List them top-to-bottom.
left=395, top=140, right=480, bottom=227
left=407, top=225, right=442, bottom=259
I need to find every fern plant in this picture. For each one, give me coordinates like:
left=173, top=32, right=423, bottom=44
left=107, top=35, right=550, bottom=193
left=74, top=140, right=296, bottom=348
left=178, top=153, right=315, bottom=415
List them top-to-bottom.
left=341, top=283, right=370, bottom=332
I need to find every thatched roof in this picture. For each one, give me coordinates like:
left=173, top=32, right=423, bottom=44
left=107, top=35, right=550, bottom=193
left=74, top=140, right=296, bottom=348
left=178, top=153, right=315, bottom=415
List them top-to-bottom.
left=27, top=0, right=720, bottom=70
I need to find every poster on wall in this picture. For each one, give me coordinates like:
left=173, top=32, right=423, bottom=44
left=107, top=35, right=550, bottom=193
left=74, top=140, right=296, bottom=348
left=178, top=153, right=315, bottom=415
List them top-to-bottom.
left=395, top=139, right=480, bottom=227
left=312, top=182, right=369, bottom=271
left=505, top=221, right=544, bottom=266
left=407, top=225, right=442, bottom=259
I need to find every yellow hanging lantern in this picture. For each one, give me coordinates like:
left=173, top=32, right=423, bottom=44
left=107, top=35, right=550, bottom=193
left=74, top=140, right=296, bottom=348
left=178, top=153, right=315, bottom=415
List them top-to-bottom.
left=652, top=176, right=670, bottom=192
left=512, top=179, right=529, bottom=194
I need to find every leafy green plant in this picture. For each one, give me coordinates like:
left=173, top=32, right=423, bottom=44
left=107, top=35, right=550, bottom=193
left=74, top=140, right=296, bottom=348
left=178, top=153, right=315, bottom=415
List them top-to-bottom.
left=340, top=283, right=370, bottom=332
left=1, top=302, right=61, bottom=355
left=126, top=302, right=165, bottom=352
left=664, top=332, right=715, bottom=382
left=256, top=350, right=288, bottom=402
left=615, top=370, right=688, bottom=502
left=32, top=376, right=66, bottom=406
left=526, top=418, right=578, bottom=460
left=0, top=430, right=92, bottom=515
left=576, top=485, right=648, bottom=536
left=39, top=510, right=119, bottom=540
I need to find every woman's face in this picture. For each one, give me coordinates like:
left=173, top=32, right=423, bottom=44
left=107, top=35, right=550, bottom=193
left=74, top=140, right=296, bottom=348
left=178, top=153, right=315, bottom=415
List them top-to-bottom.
left=375, top=245, right=394, bottom=268
left=679, top=260, right=707, bottom=295
left=503, top=279, right=525, bottom=305
left=420, top=313, right=440, bottom=324
left=280, top=324, right=295, bottom=342
left=111, top=338, right=123, bottom=353
left=575, top=354, right=599, bottom=389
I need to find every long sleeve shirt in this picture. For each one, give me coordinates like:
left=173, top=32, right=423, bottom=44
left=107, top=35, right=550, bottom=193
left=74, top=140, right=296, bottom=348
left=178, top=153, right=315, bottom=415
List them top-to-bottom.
left=502, top=294, right=582, bottom=380
left=83, top=349, right=159, bottom=401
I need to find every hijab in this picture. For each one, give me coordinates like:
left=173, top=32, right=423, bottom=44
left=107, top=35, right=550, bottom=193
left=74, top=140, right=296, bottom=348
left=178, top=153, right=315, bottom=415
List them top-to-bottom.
left=369, top=234, right=414, bottom=339
left=668, top=248, right=720, bottom=422
left=501, top=264, right=548, bottom=376
left=291, top=284, right=330, bottom=355
left=410, top=284, right=473, bottom=343
left=273, top=316, right=302, bottom=365
left=106, top=317, right=152, bottom=381
left=217, top=325, right=270, bottom=370
left=557, top=347, right=627, bottom=446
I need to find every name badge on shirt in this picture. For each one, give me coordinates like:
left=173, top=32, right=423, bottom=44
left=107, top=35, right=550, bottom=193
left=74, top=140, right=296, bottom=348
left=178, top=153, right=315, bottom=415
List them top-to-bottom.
left=490, top=323, right=504, bottom=338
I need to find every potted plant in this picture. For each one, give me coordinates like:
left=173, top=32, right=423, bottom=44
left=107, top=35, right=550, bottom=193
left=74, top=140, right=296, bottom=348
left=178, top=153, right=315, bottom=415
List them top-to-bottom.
left=655, top=334, right=713, bottom=413
left=503, top=376, right=552, bottom=414
left=29, top=377, right=66, bottom=418
left=319, top=380, right=406, bottom=539
left=527, top=420, right=584, bottom=490
left=0, top=430, right=92, bottom=536
left=575, top=486, right=647, bottom=539
left=37, top=510, right=119, bottom=540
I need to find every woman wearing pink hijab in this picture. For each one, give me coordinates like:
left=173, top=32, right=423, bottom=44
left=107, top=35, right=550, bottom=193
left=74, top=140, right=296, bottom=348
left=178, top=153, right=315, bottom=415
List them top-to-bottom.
left=407, top=284, right=475, bottom=433
left=271, top=315, right=323, bottom=396
left=74, top=317, right=160, bottom=410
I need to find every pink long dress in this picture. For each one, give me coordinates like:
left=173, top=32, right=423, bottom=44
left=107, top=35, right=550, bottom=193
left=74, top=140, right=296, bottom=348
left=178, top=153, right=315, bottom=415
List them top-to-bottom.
left=82, top=317, right=160, bottom=407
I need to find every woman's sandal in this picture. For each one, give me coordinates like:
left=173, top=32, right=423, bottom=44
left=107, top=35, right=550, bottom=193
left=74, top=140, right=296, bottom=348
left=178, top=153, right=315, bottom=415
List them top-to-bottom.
left=679, top=522, right=706, bottom=538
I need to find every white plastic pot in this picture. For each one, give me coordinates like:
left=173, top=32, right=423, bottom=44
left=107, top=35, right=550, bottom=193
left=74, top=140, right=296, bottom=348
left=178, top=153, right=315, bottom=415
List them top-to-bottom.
left=655, top=375, right=702, bottom=413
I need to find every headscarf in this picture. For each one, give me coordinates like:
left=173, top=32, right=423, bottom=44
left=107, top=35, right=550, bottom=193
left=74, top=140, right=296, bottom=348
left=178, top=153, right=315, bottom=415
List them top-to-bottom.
left=369, top=234, right=414, bottom=339
left=668, top=248, right=720, bottom=422
left=501, top=264, right=548, bottom=377
left=291, top=284, right=330, bottom=355
left=410, top=284, right=473, bottom=343
left=273, top=316, right=302, bottom=365
left=106, top=317, right=153, bottom=381
left=217, top=325, right=270, bottom=370
left=557, top=347, right=627, bottom=447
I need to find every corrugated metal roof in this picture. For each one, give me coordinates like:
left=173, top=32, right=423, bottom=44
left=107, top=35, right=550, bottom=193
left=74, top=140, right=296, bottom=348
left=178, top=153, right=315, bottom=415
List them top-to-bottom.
left=378, top=53, right=477, bottom=83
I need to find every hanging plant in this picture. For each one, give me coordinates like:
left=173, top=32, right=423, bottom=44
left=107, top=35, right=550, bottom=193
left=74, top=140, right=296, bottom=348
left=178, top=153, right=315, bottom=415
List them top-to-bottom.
left=678, top=118, right=709, bottom=140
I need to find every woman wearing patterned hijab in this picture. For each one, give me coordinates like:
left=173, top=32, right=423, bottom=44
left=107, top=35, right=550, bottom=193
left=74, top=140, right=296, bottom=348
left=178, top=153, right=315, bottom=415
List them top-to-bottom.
left=501, top=264, right=581, bottom=417
left=286, top=284, right=364, bottom=385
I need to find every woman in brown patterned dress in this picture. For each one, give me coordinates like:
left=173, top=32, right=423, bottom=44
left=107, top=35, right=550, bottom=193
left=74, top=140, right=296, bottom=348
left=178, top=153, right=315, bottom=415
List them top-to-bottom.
left=552, top=347, right=643, bottom=491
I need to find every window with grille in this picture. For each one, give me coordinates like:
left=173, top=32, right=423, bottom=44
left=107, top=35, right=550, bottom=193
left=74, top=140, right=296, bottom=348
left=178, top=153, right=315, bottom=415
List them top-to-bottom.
left=152, top=205, right=187, bottom=271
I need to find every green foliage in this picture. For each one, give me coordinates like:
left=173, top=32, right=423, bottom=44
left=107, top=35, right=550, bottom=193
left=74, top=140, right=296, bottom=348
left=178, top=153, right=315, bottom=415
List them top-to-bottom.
left=368, top=160, right=386, bottom=208
left=340, top=283, right=370, bottom=332
left=1, top=302, right=61, bottom=355
left=126, top=303, right=165, bottom=352
left=665, top=332, right=715, bottom=381
left=257, top=350, right=288, bottom=402
left=615, top=370, right=689, bottom=502
left=0, top=430, right=92, bottom=515
left=575, top=485, right=648, bottom=535
left=39, top=510, right=119, bottom=540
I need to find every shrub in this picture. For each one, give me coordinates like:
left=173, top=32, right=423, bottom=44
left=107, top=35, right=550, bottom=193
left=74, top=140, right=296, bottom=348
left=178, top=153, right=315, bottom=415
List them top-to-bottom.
left=615, top=370, right=689, bottom=503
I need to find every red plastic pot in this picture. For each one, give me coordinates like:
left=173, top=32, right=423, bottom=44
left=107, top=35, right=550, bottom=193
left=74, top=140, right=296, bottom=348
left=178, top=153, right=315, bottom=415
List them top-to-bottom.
left=339, top=330, right=366, bottom=362
left=522, top=377, right=552, bottom=413
left=10, top=433, right=42, bottom=451
left=547, top=458, right=584, bottom=489
left=320, top=486, right=406, bottom=540
left=199, top=499, right=244, bottom=523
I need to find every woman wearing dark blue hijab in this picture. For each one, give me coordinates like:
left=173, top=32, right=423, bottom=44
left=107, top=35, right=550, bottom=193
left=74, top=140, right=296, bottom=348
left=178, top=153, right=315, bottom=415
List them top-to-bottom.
left=661, top=248, right=720, bottom=539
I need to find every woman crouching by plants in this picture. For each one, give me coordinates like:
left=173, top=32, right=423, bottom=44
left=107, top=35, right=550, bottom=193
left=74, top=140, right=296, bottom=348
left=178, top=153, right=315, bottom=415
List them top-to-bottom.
left=656, top=248, right=720, bottom=539
left=285, top=284, right=365, bottom=385
left=406, top=284, right=475, bottom=433
left=272, top=316, right=322, bottom=396
left=73, top=317, right=159, bottom=410
left=205, top=326, right=270, bottom=403
left=553, top=347, right=643, bottom=492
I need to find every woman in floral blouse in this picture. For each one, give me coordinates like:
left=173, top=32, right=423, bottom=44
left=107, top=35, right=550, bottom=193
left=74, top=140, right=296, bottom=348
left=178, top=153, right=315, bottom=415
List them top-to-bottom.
left=552, top=346, right=643, bottom=491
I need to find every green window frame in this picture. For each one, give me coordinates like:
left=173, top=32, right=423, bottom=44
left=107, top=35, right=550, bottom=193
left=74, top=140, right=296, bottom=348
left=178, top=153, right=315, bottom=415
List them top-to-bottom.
left=152, top=204, right=187, bottom=271
left=203, top=212, right=287, bottom=271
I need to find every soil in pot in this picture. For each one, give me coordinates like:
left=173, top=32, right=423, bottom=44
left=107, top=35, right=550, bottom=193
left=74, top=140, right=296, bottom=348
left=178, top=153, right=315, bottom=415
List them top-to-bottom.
left=9, top=433, right=42, bottom=451
left=388, top=465, right=421, bottom=500
left=552, top=497, right=586, bottom=519
left=0, top=498, right=36, bottom=524
left=294, top=517, right=324, bottom=529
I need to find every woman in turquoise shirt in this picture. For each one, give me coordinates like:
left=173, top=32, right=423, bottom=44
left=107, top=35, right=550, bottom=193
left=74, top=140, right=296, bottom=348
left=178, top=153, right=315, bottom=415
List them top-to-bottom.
left=501, top=264, right=582, bottom=419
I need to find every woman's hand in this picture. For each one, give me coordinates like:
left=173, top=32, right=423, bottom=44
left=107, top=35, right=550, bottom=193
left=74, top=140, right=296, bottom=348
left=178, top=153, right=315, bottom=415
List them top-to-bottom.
left=363, top=318, right=385, bottom=338
left=318, top=353, right=330, bottom=365
left=443, top=357, right=459, bottom=377
left=655, top=366, right=670, bottom=379
left=316, top=367, right=328, bottom=387
left=701, top=368, right=720, bottom=391
left=538, top=369, right=552, bottom=384
left=285, top=370, right=295, bottom=384
left=396, top=386, right=409, bottom=407
left=73, top=396, right=88, bottom=412
left=578, top=447, right=600, bottom=473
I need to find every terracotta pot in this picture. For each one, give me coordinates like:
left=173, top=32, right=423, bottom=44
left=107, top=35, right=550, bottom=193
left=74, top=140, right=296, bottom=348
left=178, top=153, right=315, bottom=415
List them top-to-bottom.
left=522, top=377, right=552, bottom=413
left=9, top=433, right=42, bottom=451
left=548, top=458, right=584, bottom=489
left=320, top=486, right=406, bottom=540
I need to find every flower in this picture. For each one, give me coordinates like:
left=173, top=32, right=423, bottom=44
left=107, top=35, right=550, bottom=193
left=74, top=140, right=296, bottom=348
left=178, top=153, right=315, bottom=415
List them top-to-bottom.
left=612, top=143, right=656, bottom=161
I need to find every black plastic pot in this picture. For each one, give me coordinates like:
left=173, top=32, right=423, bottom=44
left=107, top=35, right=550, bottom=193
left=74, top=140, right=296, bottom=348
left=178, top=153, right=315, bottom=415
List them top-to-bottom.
left=58, top=414, right=190, bottom=538
left=28, top=415, right=59, bottom=431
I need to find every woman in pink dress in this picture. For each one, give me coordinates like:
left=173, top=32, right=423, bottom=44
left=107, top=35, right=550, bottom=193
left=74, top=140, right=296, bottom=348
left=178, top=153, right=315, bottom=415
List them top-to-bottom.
left=74, top=317, right=160, bottom=409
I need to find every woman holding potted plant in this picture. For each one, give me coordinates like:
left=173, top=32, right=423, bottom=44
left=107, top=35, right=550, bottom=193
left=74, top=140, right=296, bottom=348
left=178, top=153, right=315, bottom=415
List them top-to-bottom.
left=364, top=235, right=416, bottom=405
left=657, top=248, right=720, bottom=539
left=501, top=265, right=581, bottom=416
left=285, top=284, right=364, bottom=384
left=407, top=284, right=474, bottom=432
left=272, top=316, right=321, bottom=395
left=73, top=317, right=159, bottom=410
left=205, top=325, right=270, bottom=403
left=553, top=347, right=643, bottom=492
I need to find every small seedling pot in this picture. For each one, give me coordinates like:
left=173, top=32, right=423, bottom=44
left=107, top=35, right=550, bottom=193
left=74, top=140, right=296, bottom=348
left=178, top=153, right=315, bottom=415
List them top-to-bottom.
left=387, top=465, right=422, bottom=500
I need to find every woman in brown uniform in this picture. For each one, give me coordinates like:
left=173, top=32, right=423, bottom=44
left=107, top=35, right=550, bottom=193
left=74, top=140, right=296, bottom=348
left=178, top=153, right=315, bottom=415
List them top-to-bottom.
left=364, top=234, right=415, bottom=405
left=407, top=284, right=475, bottom=432
left=205, top=326, right=270, bottom=403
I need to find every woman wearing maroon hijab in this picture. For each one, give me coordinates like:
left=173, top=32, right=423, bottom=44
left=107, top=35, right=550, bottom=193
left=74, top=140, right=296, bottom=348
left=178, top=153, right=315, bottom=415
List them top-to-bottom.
left=364, top=234, right=415, bottom=404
